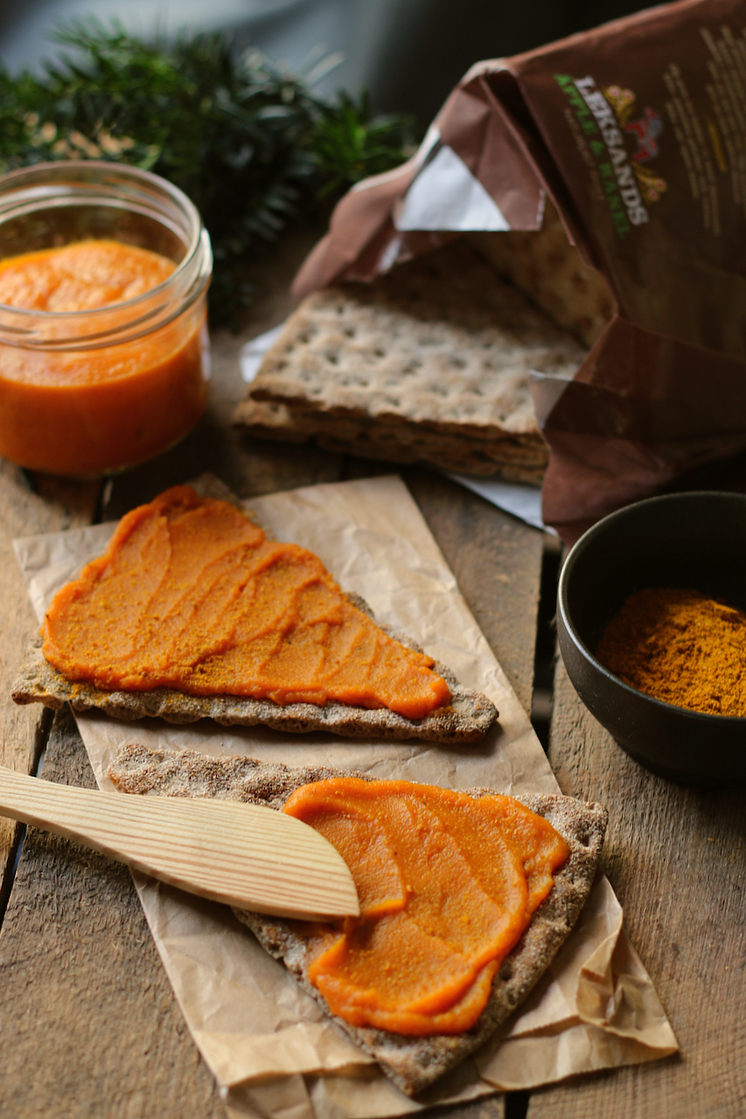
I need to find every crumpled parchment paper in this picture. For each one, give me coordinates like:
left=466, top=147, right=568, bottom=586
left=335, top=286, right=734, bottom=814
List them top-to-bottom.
left=14, top=474, right=677, bottom=1119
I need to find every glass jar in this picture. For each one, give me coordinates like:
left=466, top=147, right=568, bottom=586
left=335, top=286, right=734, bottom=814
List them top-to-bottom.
left=0, top=161, right=212, bottom=476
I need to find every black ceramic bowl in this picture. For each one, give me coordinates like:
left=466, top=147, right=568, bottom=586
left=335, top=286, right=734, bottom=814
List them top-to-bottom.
left=557, top=491, right=746, bottom=786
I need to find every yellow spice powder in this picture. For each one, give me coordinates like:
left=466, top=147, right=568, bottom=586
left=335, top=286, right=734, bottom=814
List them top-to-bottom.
left=596, top=587, right=746, bottom=717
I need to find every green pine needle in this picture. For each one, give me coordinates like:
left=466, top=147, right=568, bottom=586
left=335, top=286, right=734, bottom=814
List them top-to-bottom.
left=0, top=20, right=419, bottom=325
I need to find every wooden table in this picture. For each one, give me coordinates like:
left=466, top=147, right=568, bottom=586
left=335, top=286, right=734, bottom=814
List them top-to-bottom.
left=0, top=226, right=743, bottom=1119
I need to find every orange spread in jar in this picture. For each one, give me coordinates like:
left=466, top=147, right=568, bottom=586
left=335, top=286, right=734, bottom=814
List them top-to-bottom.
left=0, top=238, right=176, bottom=311
left=0, top=240, right=207, bottom=476
left=42, top=486, right=452, bottom=718
left=283, top=778, right=571, bottom=1035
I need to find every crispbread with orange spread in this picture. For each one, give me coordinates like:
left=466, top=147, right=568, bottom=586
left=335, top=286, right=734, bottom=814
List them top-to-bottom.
left=235, top=240, right=586, bottom=482
left=13, top=485, right=497, bottom=743
left=109, top=743, right=607, bottom=1097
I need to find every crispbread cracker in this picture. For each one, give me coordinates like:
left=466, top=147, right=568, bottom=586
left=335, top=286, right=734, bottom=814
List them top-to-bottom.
left=469, top=200, right=616, bottom=348
left=235, top=240, right=585, bottom=478
left=234, top=399, right=547, bottom=482
left=12, top=482, right=497, bottom=744
left=109, top=743, right=608, bottom=1097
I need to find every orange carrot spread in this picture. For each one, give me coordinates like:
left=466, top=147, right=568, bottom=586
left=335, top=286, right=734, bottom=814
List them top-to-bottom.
left=0, top=238, right=175, bottom=311
left=0, top=241, right=206, bottom=476
left=42, top=486, right=451, bottom=718
left=283, top=778, right=571, bottom=1035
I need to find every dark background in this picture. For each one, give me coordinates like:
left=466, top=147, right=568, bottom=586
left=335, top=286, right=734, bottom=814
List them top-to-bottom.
left=0, top=0, right=665, bottom=126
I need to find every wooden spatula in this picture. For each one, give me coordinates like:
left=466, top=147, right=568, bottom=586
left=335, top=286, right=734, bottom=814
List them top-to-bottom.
left=0, top=765, right=359, bottom=920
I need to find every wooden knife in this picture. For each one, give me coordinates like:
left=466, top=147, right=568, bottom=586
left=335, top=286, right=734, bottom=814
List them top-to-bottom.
left=0, top=765, right=359, bottom=920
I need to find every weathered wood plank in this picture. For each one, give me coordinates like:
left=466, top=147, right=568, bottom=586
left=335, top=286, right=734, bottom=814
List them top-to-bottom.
left=0, top=464, right=100, bottom=889
left=403, top=469, right=544, bottom=718
left=410, top=473, right=541, bottom=1119
left=528, top=658, right=746, bottom=1119
left=0, top=707, right=227, bottom=1119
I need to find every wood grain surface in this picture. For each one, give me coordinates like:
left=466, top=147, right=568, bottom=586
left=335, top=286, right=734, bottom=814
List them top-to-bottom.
left=0, top=222, right=546, bottom=1118
left=0, top=464, right=99, bottom=894
left=531, top=659, right=746, bottom=1119
left=0, top=707, right=227, bottom=1119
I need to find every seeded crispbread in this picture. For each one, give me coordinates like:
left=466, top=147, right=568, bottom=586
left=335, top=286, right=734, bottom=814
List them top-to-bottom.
left=469, top=200, right=616, bottom=349
left=235, top=240, right=586, bottom=479
left=12, top=478, right=497, bottom=744
left=12, top=618, right=496, bottom=743
left=109, top=743, right=607, bottom=1098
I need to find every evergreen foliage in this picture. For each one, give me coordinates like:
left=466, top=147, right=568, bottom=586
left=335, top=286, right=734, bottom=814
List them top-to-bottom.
left=0, top=21, right=417, bottom=323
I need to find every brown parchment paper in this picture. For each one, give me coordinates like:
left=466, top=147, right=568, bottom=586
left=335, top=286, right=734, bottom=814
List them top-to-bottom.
left=13, top=475, right=677, bottom=1118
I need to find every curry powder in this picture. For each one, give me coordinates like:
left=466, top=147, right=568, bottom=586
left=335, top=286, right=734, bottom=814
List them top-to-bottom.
left=596, top=587, right=746, bottom=717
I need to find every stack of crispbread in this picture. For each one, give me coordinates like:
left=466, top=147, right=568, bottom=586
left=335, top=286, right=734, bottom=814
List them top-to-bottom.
left=234, top=239, right=588, bottom=483
left=12, top=480, right=498, bottom=744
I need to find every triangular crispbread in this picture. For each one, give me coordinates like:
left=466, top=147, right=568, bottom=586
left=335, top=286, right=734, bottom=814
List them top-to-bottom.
left=12, top=480, right=497, bottom=744
left=109, top=744, right=608, bottom=1097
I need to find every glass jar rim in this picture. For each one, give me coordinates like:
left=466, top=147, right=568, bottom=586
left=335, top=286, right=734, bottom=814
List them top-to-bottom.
left=0, top=160, right=209, bottom=323
left=0, top=161, right=212, bottom=350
